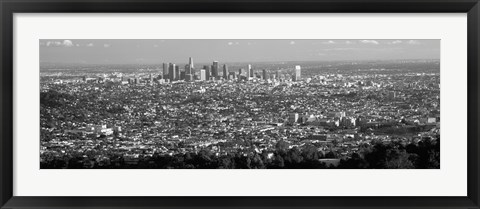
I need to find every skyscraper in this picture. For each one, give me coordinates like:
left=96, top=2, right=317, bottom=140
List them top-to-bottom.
left=189, top=57, right=194, bottom=70
left=212, top=61, right=219, bottom=79
left=163, top=63, right=168, bottom=78
left=169, top=63, right=176, bottom=81
left=185, top=64, right=191, bottom=75
left=223, top=64, right=229, bottom=80
left=247, top=64, right=252, bottom=78
left=175, top=65, right=180, bottom=81
left=204, top=65, right=211, bottom=81
left=294, top=65, right=301, bottom=81
left=239, top=68, right=245, bottom=77
left=200, top=69, right=206, bottom=81
left=263, top=69, right=268, bottom=80
left=180, top=70, right=186, bottom=80
left=229, top=71, right=236, bottom=80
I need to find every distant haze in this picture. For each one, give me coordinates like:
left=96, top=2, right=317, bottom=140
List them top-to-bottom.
left=40, top=39, right=440, bottom=65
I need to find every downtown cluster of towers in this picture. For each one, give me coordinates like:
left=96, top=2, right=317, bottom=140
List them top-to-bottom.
left=161, top=57, right=301, bottom=82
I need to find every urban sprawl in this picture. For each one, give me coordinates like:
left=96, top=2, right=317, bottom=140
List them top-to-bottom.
left=40, top=58, right=440, bottom=169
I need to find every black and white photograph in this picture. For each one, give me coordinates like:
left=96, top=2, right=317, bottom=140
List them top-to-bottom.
left=39, top=39, right=440, bottom=169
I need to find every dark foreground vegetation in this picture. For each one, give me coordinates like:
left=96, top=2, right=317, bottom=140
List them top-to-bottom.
left=41, top=137, right=439, bottom=169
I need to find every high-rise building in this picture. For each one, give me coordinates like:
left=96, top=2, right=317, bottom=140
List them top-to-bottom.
left=189, top=57, right=194, bottom=70
left=212, top=61, right=219, bottom=79
left=163, top=63, right=168, bottom=78
left=169, top=63, right=176, bottom=81
left=185, top=64, right=191, bottom=75
left=223, top=64, right=229, bottom=80
left=247, top=64, right=252, bottom=78
left=175, top=65, right=180, bottom=80
left=204, top=65, right=211, bottom=81
left=294, top=65, right=301, bottom=81
left=191, top=68, right=195, bottom=79
left=239, top=68, right=245, bottom=77
left=200, top=69, right=206, bottom=81
left=262, top=69, right=268, bottom=80
left=180, top=71, right=186, bottom=80
left=229, top=71, right=236, bottom=80
left=289, top=113, right=299, bottom=124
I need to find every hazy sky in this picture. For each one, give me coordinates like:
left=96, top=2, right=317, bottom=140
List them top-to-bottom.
left=40, top=39, right=440, bottom=64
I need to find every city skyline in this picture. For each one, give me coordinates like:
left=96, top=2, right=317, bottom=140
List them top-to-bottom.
left=39, top=39, right=440, bottom=65
left=40, top=39, right=440, bottom=169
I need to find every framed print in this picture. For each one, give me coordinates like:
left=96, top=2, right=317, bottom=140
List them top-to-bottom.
left=1, top=0, right=479, bottom=208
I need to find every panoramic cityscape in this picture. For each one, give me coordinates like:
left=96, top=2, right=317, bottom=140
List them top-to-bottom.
left=40, top=39, right=440, bottom=169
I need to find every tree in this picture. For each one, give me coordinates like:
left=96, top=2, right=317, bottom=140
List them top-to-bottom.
left=414, top=137, right=440, bottom=168
left=275, top=140, right=289, bottom=152
left=364, top=143, right=388, bottom=168
left=302, top=145, right=319, bottom=161
left=285, top=147, right=303, bottom=168
left=385, top=150, right=415, bottom=169
left=325, top=151, right=337, bottom=159
left=251, top=153, right=265, bottom=169
left=338, top=153, right=367, bottom=169
left=272, top=155, right=285, bottom=168
left=219, top=156, right=233, bottom=169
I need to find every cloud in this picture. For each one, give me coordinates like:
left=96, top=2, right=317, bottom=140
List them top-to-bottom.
left=43, top=40, right=75, bottom=47
left=62, top=40, right=74, bottom=47
left=322, top=40, right=335, bottom=44
left=360, top=40, right=379, bottom=45
left=390, top=40, right=402, bottom=44
left=407, top=40, right=421, bottom=45
left=45, top=41, right=61, bottom=47
left=290, top=41, right=296, bottom=45
left=345, top=41, right=354, bottom=44
left=227, top=42, right=240, bottom=46
left=86, top=43, right=94, bottom=47
left=75, top=44, right=80, bottom=47
left=103, top=44, right=111, bottom=48
left=153, top=44, right=158, bottom=48
left=322, top=48, right=358, bottom=51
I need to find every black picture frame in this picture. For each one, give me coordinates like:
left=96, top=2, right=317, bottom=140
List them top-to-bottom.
left=1, top=0, right=479, bottom=208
